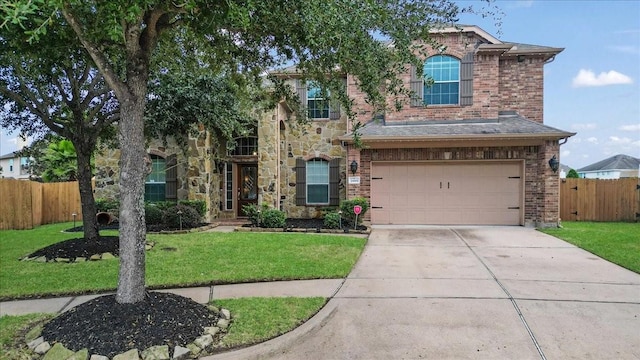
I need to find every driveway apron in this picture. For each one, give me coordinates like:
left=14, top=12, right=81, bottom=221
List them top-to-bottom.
left=209, top=226, right=640, bottom=360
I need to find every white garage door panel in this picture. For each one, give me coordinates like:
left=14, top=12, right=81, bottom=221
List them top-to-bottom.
left=371, top=162, right=522, bottom=225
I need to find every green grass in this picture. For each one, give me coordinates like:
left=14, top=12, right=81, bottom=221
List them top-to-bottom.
left=540, top=222, right=640, bottom=273
left=0, top=223, right=366, bottom=300
left=0, top=297, right=325, bottom=359
left=214, top=297, right=326, bottom=348
left=0, top=313, right=53, bottom=359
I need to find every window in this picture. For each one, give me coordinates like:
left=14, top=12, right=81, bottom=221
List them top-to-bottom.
left=423, top=55, right=460, bottom=105
left=307, top=84, right=330, bottom=119
left=230, top=136, right=258, bottom=156
left=145, top=155, right=166, bottom=202
left=295, top=158, right=341, bottom=206
left=8, top=159, right=13, bottom=172
left=306, top=159, right=329, bottom=204
left=225, top=162, right=233, bottom=210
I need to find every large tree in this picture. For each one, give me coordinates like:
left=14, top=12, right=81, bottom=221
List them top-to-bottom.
left=2, top=0, right=486, bottom=304
left=0, top=24, right=118, bottom=242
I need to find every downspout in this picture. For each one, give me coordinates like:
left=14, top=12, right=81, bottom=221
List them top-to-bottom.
left=275, top=105, right=281, bottom=210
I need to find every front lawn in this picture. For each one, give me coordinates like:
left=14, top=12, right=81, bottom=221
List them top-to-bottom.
left=540, top=221, right=640, bottom=273
left=0, top=222, right=366, bottom=300
left=0, top=297, right=325, bottom=359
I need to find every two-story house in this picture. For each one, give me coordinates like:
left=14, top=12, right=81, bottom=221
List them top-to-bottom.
left=94, top=25, right=573, bottom=227
left=0, top=151, right=32, bottom=179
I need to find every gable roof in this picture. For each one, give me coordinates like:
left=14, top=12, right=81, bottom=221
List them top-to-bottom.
left=340, top=112, right=575, bottom=145
left=0, top=151, right=20, bottom=160
left=577, top=154, right=640, bottom=172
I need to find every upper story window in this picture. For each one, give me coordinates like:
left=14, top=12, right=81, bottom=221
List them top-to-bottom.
left=410, top=52, right=473, bottom=107
left=423, top=55, right=460, bottom=105
left=296, top=79, right=342, bottom=120
left=307, top=84, right=330, bottom=119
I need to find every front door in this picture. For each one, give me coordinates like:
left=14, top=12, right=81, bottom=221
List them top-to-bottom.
left=237, top=164, right=258, bottom=217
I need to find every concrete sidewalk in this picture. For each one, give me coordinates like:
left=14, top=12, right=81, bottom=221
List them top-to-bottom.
left=207, top=226, right=640, bottom=360
left=0, top=279, right=344, bottom=317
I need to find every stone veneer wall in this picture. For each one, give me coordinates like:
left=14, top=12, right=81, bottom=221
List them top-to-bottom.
left=259, top=101, right=348, bottom=219
left=94, top=125, right=220, bottom=222
left=347, top=143, right=561, bottom=227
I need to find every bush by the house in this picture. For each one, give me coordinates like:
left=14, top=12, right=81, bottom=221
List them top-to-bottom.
left=340, top=197, right=369, bottom=225
left=95, top=198, right=119, bottom=214
left=178, top=200, right=207, bottom=217
left=242, top=203, right=262, bottom=226
left=243, top=203, right=287, bottom=228
left=144, top=204, right=164, bottom=225
left=163, top=204, right=202, bottom=229
left=261, top=209, right=287, bottom=228
left=323, top=212, right=341, bottom=229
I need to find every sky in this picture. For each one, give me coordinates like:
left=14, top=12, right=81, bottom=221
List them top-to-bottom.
left=1, top=0, right=639, bottom=169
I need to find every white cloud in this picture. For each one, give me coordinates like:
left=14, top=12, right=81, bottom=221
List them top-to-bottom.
left=572, top=69, right=633, bottom=87
left=571, top=123, right=597, bottom=130
left=619, top=124, right=640, bottom=131
left=608, top=136, right=639, bottom=147
left=586, top=137, right=599, bottom=144
left=561, top=150, right=571, bottom=157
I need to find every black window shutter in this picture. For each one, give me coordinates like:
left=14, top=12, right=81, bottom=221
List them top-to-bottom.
left=460, top=52, right=474, bottom=106
left=410, top=64, right=424, bottom=107
left=329, top=78, right=345, bottom=120
left=296, top=79, right=307, bottom=109
left=165, top=154, right=177, bottom=201
left=295, top=158, right=306, bottom=206
left=329, top=158, right=341, bottom=206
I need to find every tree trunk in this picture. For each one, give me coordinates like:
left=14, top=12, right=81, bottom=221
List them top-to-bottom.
left=115, top=83, right=148, bottom=304
left=75, top=143, right=99, bottom=242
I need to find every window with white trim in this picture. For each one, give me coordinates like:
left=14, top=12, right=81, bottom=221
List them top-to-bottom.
left=423, top=55, right=460, bottom=105
left=306, top=158, right=329, bottom=204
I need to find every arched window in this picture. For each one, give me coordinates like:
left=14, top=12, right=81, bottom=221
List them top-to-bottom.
left=423, top=55, right=460, bottom=105
left=230, top=136, right=258, bottom=156
left=145, top=155, right=166, bottom=201
left=306, top=158, right=330, bottom=204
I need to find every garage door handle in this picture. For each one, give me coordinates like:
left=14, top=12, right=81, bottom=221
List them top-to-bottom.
left=372, top=177, right=383, bottom=180
left=440, top=182, right=442, bottom=189
left=447, top=182, right=450, bottom=189
left=372, top=206, right=383, bottom=209
left=508, top=207, right=520, bottom=209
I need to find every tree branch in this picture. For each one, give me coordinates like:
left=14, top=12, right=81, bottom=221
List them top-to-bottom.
left=61, top=5, right=128, bottom=100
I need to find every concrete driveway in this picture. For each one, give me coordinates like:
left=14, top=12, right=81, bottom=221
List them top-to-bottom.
left=208, top=226, right=640, bottom=359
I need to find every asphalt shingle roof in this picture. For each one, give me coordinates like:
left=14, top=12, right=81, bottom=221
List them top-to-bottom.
left=345, top=113, right=574, bottom=141
left=578, top=154, right=640, bottom=172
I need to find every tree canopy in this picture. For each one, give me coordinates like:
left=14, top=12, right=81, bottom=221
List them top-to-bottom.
left=2, top=0, right=493, bottom=304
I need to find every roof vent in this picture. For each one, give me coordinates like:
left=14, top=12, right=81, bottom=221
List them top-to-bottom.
left=498, top=110, right=518, bottom=117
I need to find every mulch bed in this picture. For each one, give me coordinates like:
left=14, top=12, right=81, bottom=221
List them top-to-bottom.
left=24, top=236, right=120, bottom=261
left=41, top=292, right=219, bottom=358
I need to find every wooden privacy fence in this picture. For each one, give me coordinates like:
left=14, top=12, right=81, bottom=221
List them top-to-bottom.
left=560, top=178, right=640, bottom=222
left=0, top=179, right=83, bottom=230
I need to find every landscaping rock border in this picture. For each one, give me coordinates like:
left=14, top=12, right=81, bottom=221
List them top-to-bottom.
left=23, top=305, right=232, bottom=360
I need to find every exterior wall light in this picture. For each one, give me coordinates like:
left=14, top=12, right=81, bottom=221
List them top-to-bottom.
left=548, top=155, right=559, bottom=173
left=350, top=160, right=358, bottom=175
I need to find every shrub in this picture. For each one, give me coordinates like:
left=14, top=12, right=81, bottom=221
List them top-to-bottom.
left=566, top=169, right=579, bottom=178
left=340, top=197, right=369, bottom=225
left=95, top=198, right=119, bottom=214
left=179, top=200, right=207, bottom=217
left=144, top=204, right=164, bottom=225
left=163, top=204, right=202, bottom=229
left=242, top=204, right=261, bottom=226
left=261, top=209, right=286, bottom=228
left=323, top=212, right=341, bottom=229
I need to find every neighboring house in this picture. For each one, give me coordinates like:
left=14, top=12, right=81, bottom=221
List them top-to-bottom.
left=95, top=25, right=574, bottom=227
left=0, top=151, right=31, bottom=179
left=577, top=154, right=640, bottom=179
left=559, top=163, right=572, bottom=179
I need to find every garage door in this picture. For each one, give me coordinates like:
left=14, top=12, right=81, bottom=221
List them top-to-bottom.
left=371, top=162, right=523, bottom=225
